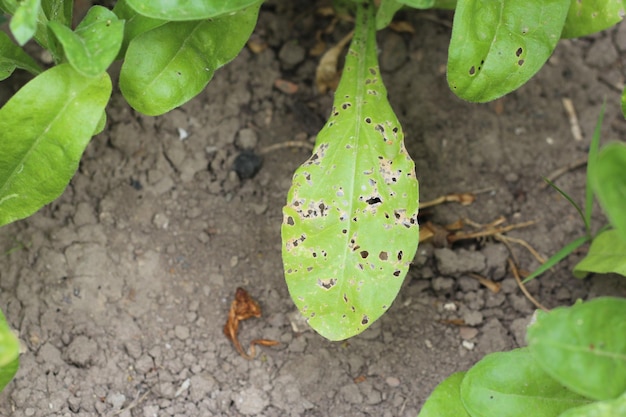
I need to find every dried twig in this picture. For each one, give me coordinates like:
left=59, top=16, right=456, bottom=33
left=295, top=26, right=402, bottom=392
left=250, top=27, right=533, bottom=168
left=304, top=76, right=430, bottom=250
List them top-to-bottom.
left=562, top=97, right=583, bottom=141
left=260, top=140, right=314, bottom=155
left=539, top=157, right=587, bottom=189
left=419, top=193, right=475, bottom=209
left=447, top=219, right=537, bottom=243
left=507, top=258, right=549, bottom=312
left=468, top=273, right=501, bottom=293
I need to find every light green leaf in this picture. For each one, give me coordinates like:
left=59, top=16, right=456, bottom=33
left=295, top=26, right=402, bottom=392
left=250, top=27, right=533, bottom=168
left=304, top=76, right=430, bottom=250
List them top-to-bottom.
left=9, top=0, right=40, bottom=45
left=113, top=0, right=167, bottom=58
left=125, top=0, right=260, bottom=20
left=281, top=0, right=419, bottom=341
left=376, top=0, right=404, bottom=30
left=447, top=0, right=569, bottom=102
left=561, top=0, right=625, bottom=39
left=119, top=3, right=261, bottom=116
left=48, top=6, right=124, bottom=77
left=0, top=31, right=42, bottom=80
left=0, top=64, right=111, bottom=227
left=585, top=103, right=605, bottom=236
left=591, top=142, right=626, bottom=242
left=573, top=230, right=626, bottom=278
left=524, top=235, right=589, bottom=283
left=527, top=298, right=626, bottom=401
left=0, top=308, right=19, bottom=392
left=461, top=348, right=591, bottom=417
left=418, top=372, right=470, bottom=417
left=558, top=392, right=626, bottom=417
left=559, top=393, right=626, bottom=417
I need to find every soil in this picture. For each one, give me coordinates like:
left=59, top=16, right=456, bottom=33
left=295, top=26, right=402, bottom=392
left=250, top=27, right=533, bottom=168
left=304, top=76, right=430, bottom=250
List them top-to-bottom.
left=2, top=2, right=626, bottom=416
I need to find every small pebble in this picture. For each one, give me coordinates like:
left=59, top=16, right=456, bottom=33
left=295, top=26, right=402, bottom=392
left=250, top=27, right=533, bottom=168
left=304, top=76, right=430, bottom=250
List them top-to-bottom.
left=233, top=151, right=263, bottom=179
left=385, top=376, right=401, bottom=387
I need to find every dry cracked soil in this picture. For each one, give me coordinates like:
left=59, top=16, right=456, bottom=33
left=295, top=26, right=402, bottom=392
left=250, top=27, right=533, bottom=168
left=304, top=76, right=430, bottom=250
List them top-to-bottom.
left=2, top=2, right=626, bottom=416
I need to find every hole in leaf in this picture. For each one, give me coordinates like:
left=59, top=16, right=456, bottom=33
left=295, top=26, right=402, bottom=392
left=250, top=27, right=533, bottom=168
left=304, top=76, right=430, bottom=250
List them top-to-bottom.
left=516, top=47, right=523, bottom=57
left=518, top=59, right=524, bottom=66
left=469, top=66, right=476, bottom=75
left=365, top=117, right=372, bottom=124
left=366, top=196, right=382, bottom=205
left=286, top=216, right=294, bottom=226
left=360, top=250, right=369, bottom=259
left=379, top=251, right=388, bottom=261
left=397, top=251, right=403, bottom=261
left=393, top=270, right=401, bottom=277
left=318, top=278, right=337, bottom=290
left=343, top=293, right=348, bottom=303
left=361, top=315, right=369, bottom=325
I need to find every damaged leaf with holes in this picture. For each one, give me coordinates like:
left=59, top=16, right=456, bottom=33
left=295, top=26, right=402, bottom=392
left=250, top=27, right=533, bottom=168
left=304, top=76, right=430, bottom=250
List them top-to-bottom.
left=281, top=0, right=419, bottom=341
left=447, top=0, right=569, bottom=102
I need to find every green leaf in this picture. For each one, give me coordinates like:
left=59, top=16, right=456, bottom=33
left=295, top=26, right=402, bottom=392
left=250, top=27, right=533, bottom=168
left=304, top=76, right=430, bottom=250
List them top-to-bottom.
left=9, top=0, right=40, bottom=45
left=41, top=0, right=72, bottom=26
left=113, top=0, right=167, bottom=58
left=125, top=0, right=260, bottom=20
left=281, top=0, right=420, bottom=341
left=376, top=0, right=404, bottom=30
left=376, top=0, right=456, bottom=28
left=447, top=0, right=569, bottom=102
left=561, top=0, right=626, bottom=39
left=119, top=3, right=261, bottom=116
left=47, top=6, right=124, bottom=77
left=0, top=31, right=42, bottom=80
left=0, top=63, right=111, bottom=227
left=586, top=104, right=605, bottom=236
left=591, top=142, right=626, bottom=242
left=573, top=229, right=626, bottom=278
left=523, top=235, right=589, bottom=283
left=527, top=298, right=626, bottom=401
left=0, top=308, right=19, bottom=392
left=461, top=348, right=591, bottom=417
left=418, top=372, right=470, bottom=417
left=558, top=392, right=626, bottom=417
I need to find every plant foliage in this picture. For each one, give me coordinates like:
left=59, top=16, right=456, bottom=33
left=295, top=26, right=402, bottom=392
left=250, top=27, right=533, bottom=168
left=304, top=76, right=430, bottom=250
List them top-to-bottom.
left=281, top=0, right=419, bottom=341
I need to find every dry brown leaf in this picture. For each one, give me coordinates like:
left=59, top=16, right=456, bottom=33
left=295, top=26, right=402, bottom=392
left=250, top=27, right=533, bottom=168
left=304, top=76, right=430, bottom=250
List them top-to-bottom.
left=389, top=21, right=415, bottom=34
left=315, top=31, right=353, bottom=94
left=223, top=287, right=279, bottom=360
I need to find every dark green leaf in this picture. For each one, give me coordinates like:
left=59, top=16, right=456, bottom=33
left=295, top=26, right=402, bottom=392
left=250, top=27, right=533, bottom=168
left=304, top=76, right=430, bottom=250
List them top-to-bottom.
left=9, top=0, right=40, bottom=45
left=41, top=0, right=72, bottom=26
left=125, top=0, right=260, bottom=20
left=447, top=0, right=569, bottom=102
left=561, top=0, right=625, bottom=38
left=282, top=1, right=419, bottom=341
left=120, top=3, right=261, bottom=116
left=48, top=6, right=124, bottom=77
left=0, top=31, right=42, bottom=80
left=0, top=64, right=111, bottom=227
left=591, top=142, right=626, bottom=242
left=573, top=230, right=626, bottom=278
left=528, top=298, right=626, bottom=401
left=0, top=308, right=19, bottom=392
left=461, top=348, right=591, bottom=417
left=418, top=372, right=470, bottom=417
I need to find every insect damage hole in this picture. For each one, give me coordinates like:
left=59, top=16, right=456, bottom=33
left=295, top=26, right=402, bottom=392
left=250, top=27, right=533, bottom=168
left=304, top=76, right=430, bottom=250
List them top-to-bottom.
left=516, top=47, right=523, bottom=57
left=366, top=196, right=382, bottom=205
left=360, top=250, right=369, bottom=259
left=379, top=251, right=388, bottom=261
left=318, top=278, right=337, bottom=290
left=361, top=315, right=369, bottom=325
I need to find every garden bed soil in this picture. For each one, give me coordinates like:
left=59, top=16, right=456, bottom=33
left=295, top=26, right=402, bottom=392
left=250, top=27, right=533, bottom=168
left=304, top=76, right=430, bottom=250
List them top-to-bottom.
left=1, top=2, right=626, bottom=416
